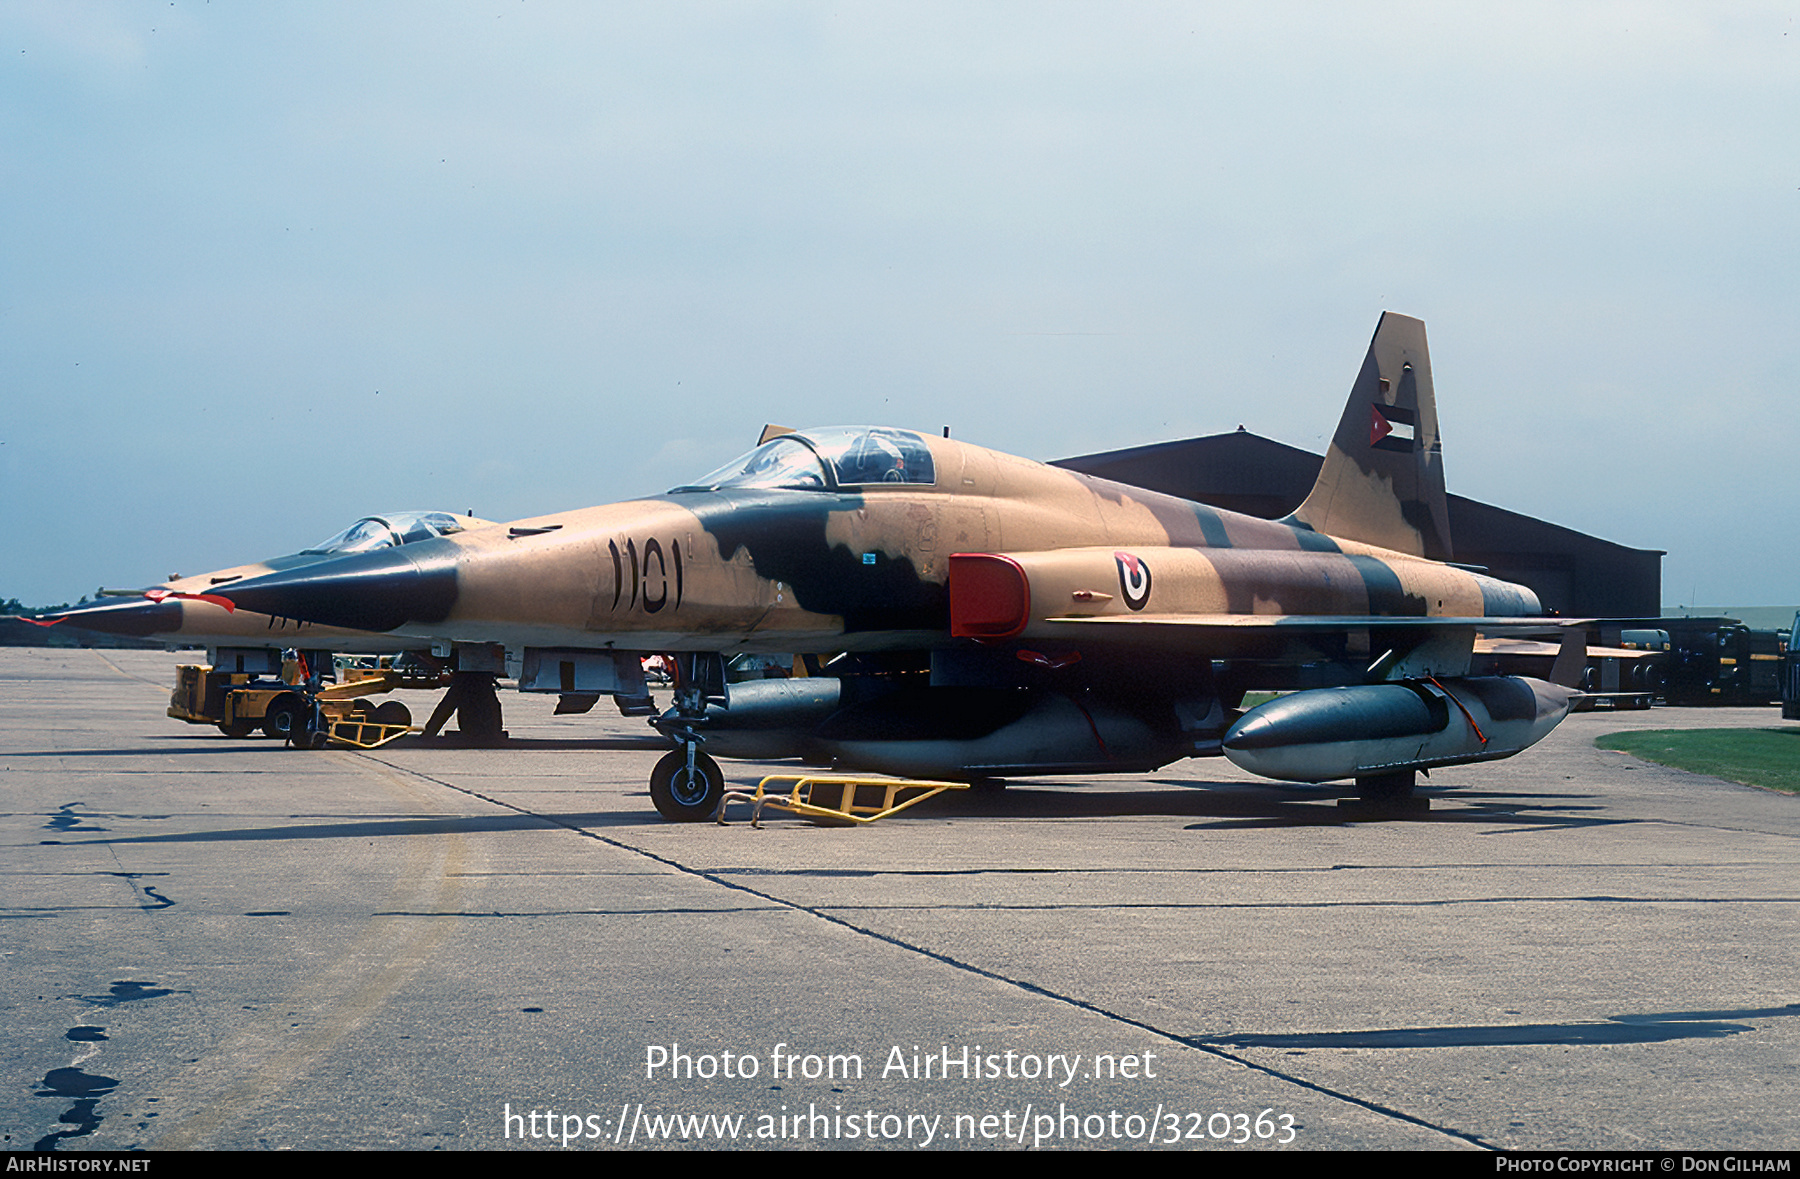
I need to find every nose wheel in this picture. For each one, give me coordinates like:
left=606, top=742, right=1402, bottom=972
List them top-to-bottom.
left=650, top=747, right=724, bottom=821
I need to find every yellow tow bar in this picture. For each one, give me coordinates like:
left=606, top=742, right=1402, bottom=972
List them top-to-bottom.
left=716, top=773, right=970, bottom=828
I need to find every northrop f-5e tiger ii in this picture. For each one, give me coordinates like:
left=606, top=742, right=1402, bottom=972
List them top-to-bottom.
left=214, top=313, right=1580, bottom=819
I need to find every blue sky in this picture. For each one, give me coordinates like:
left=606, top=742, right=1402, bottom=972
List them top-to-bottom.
left=4, top=2, right=1796, bottom=607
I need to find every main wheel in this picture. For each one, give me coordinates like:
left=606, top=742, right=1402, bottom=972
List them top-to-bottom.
left=372, top=700, right=412, bottom=728
left=217, top=718, right=257, bottom=738
left=650, top=749, right=725, bottom=822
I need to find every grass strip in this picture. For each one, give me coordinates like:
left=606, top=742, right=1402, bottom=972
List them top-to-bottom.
left=1596, top=728, right=1800, bottom=794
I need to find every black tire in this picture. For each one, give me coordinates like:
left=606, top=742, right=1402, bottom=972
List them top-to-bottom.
left=262, top=696, right=304, bottom=741
left=372, top=700, right=412, bottom=728
left=292, top=705, right=331, bottom=750
left=217, top=718, right=257, bottom=738
left=650, top=749, right=725, bottom=822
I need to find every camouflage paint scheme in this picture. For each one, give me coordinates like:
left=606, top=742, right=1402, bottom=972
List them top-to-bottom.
left=211, top=315, right=1578, bottom=811
left=33, top=512, right=492, bottom=654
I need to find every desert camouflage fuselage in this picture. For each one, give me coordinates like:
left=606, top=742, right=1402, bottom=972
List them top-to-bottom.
left=214, top=314, right=1578, bottom=810
left=257, top=437, right=1536, bottom=660
left=38, top=511, right=491, bottom=654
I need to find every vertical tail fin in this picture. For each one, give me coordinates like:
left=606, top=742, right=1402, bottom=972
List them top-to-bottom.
left=1284, top=312, right=1452, bottom=560
left=1549, top=626, right=1589, bottom=689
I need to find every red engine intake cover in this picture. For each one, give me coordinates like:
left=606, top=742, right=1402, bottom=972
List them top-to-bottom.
left=948, top=553, right=1030, bottom=639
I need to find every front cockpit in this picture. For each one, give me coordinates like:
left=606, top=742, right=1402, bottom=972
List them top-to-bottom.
left=671, top=428, right=937, bottom=493
left=302, top=511, right=486, bottom=555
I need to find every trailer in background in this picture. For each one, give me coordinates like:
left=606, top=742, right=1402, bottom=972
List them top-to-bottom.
left=167, top=646, right=441, bottom=747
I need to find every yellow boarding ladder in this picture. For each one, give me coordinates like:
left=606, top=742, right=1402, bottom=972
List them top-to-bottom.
left=323, top=717, right=415, bottom=750
left=715, top=773, right=970, bottom=828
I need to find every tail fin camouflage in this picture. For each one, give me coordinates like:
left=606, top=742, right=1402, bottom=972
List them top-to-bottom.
left=1284, top=312, right=1452, bottom=561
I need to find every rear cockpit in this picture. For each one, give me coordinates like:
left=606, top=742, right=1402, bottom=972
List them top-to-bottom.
left=672, top=427, right=937, bottom=493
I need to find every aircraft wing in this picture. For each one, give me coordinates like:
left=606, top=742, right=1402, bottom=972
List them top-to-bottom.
left=946, top=547, right=1584, bottom=678
left=951, top=548, right=1563, bottom=635
left=1038, top=613, right=1574, bottom=667
left=1047, top=614, right=1569, bottom=632
left=1473, top=636, right=1653, bottom=660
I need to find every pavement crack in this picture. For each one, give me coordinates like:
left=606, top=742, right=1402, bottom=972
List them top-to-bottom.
left=358, top=752, right=1495, bottom=1150
left=808, top=895, right=1800, bottom=911
left=372, top=906, right=779, bottom=916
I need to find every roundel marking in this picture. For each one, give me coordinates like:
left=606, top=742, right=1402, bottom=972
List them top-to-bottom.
left=1114, top=551, right=1151, bottom=611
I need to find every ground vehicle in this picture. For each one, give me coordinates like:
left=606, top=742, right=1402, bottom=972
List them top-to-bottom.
left=1782, top=613, right=1800, bottom=720
left=1660, top=619, right=1783, bottom=705
left=1473, top=628, right=1664, bottom=710
left=167, top=652, right=423, bottom=747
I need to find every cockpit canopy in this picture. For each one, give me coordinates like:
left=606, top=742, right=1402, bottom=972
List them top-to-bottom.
left=673, top=427, right=936, bottom=493
left=303, top=511, right=478, bottom=555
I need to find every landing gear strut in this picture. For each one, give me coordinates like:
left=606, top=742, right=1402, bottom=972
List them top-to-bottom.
left=646, top=652, right=729, bottom=821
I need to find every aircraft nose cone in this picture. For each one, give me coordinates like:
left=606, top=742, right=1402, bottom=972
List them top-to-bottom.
left=216, top=542, right=460, bottom=633
left=37, top=598, right=185, bottom=638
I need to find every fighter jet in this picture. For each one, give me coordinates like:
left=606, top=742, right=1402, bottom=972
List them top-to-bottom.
left=212, top=314, right=1580, bottom=818
left=30, top=510, right=492, bottom=657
